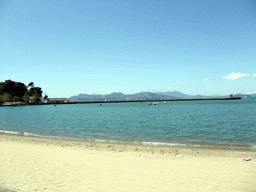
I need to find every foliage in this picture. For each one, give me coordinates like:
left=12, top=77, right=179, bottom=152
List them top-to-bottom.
left=0, top=80, right=43, bottom=103
left=1, top=80, right=28, bottom=98
left=28, top=82, right=34, bottom=88
left=0, top=83, right=3, bottom=95
left=27, top=87, right=43, bottom=97
left=0, top=93, right=12, bottom=102
left=22, top=93, right=30, bottom=102
left=32, top=93, right=40, bottom=103
left=44, top=94, right=48, bottom=100
left=12, top=96, right=20, bottom=102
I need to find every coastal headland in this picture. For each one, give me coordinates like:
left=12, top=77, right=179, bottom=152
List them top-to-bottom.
left=1, top=135, right=255, bottom=191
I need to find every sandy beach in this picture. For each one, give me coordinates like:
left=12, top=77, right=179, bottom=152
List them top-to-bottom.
left=0, top=135, right=255, bottom=192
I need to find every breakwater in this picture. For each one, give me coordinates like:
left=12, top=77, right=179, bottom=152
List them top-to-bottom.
left=0, top=97, right=241, bottom=106
left=33, top=97, right=242, bottom=105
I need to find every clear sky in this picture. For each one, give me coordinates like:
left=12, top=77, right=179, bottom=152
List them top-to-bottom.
left=1, top=0, right=256, bottom=98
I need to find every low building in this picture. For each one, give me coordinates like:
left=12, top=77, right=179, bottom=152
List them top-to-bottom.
left=29, top=97, right=43, bottom=103
left=44, top=98, right=70, bottom=103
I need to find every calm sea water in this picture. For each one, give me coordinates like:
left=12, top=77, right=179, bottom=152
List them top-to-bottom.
left=1, top=99, right=255, bottom=150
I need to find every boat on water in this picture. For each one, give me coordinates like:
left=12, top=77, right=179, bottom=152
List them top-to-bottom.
left=2, top=102, right=21, bottom=106
left=148, top=102, right=159, bottom=105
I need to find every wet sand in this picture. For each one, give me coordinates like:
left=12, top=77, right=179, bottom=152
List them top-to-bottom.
left=0, top=135, right=255, bottom=192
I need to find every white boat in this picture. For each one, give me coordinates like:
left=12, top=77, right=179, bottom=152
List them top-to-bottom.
left=2, top=102, right=20, bottom=106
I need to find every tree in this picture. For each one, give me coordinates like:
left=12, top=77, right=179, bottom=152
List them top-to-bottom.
left=0, top=80, right=43, bottom=104
left=1, top=80, right=28, bottom=98
left=2, top=80, right=16, bottom=97
left=0, top=82, right=3, bottom=95
left=15, top=82, right=28, bottom=98
left=27, top=82, right=42, bottom=98
left=28, top=82, right=34, bottom=88
left=28, top=87, right=43, bottom=97
left=0, top=93, right=12, bottom=102
left=22, top=93, right=30, bottom=102
left=32, top=93, right=40, bottom=103
left=44, top=94, right=48, bottom=100
left=12, top=96, right=20, bottom=102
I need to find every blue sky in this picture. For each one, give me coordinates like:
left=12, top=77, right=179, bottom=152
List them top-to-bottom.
left=1, top=0, right=255, bottom=98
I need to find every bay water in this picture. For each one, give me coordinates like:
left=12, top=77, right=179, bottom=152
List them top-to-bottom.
left=1, top=99, right=255, bottom=150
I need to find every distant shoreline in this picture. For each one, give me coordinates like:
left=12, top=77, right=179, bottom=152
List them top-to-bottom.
left=1, top=97, right=240, bottom=106
left=67, top=97, right=242, bottom=104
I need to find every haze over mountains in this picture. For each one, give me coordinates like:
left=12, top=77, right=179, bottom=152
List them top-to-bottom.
left=69, top=91, right=256, bottom=102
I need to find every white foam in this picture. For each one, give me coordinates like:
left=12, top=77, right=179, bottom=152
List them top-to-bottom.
left=0, top=129, right=40, bottom=137
left=1, top=129, right=255, bottom=150
left=0, top=130, right=19, bottom=135
left=142, top=141, right=186, bottom=147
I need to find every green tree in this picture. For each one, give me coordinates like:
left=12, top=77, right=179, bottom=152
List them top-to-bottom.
left=0, top=80, right=44, bottom=104
left=1, top=80, right=28, bottom=98
left=2, top=80, right=16, bottom=97
left=0, top=82, right=3, bottom=95
left=15, top=82, right=28, bottom=98
left=28, top=82, right=34, bottom=88
left=27, top=86, right=43, bottom=97
left=0, top=93, right=12, bottom=102
left=22, top=93, right=30, bottom=102
left=32, top=93, right=40, bottom=103
left=44, top=94, right=48, bottom=100
left=12, top=96, right=20, bottom=102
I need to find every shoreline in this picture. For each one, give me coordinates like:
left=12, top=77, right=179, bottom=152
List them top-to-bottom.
left=0, top=130, right=256, bottom=152
left=1, top=131, right=255, bottom=152
left=1, top=134, right=255, bottom=157
left=1, top=135, right=256, bottom=191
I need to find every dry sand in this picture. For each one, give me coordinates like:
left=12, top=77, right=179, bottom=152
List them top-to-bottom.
left=0, top=135, right=256, bottom=192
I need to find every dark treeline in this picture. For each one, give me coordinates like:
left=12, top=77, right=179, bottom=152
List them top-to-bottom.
left=0, top=80, right=44, bottom=103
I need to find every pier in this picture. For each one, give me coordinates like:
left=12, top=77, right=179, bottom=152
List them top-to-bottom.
left=0, top=97, right=242, bottom=106
left=25, top=97, right=242, bottom=105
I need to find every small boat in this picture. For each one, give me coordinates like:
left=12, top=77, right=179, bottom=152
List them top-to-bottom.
left=2, top=102, right=20, bottom=106
left=148, top=102, right=159, bottom=105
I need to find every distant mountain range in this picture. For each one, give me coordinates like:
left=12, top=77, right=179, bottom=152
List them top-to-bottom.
left=69, top=91, right=256, bottom=102
left=156, top=91, right=205, bottom=99
left=69, top=92, right=176, bottom=102
left=233, top=93, right=256, bottom=98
